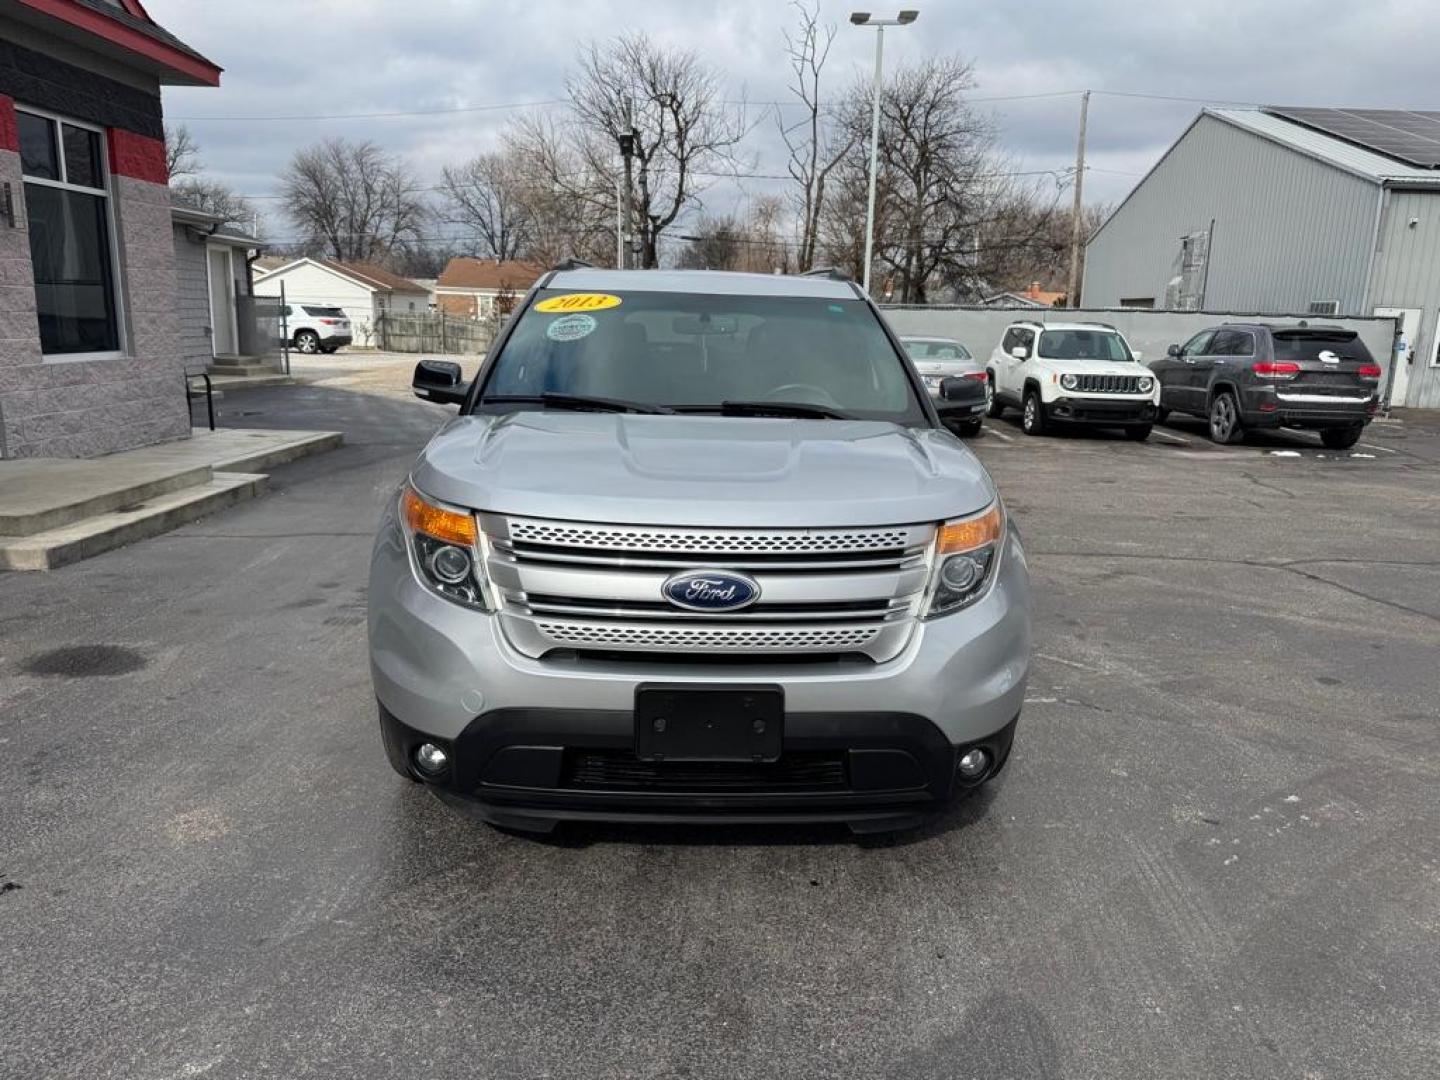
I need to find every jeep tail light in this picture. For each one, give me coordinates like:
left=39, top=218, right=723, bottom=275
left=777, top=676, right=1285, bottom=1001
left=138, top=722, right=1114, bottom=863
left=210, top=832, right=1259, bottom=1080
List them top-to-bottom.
left=1252, top=361, right=1300, bottom=379
left=1357, top=364, right=1382, bottom=380
left=962, top=371, right=987, bottom=381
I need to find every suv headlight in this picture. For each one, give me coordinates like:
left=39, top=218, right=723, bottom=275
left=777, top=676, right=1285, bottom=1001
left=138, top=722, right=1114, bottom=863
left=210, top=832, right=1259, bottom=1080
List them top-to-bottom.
left=1060, top=373, right=1079, bottom=391
left=1138, top=376, right=1154, bottom=393
left=400, top=484, right=494, bottom=610
left=925, top=501, right=1005, bottom=618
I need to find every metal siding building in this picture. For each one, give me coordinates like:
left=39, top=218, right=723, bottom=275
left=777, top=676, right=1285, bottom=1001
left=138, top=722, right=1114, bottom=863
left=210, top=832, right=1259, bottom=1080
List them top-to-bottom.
left=1083, top=108, right=1440, bottom=409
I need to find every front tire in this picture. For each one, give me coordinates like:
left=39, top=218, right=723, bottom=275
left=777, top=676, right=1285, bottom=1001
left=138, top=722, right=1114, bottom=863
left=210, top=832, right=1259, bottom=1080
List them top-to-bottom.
left=294, top=329, right=321, bottom=354
left=985, top=373, right=1004, bottom=418
left=1021, top=390, right=1048, bottom=436
left=1208, top=391, right=1243, bottom=444
left=1125, top=424, right=1152, bottom=441
left=1320, top=425, right=1363, bottom=450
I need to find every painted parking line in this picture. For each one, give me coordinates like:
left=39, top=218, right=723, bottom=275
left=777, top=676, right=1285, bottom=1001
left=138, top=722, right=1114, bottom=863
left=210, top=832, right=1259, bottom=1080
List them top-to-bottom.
left=983, top=425, right=1015, bottom=442
left=1150, top=429, right=1191, bottom=445
left=1358, top=442, right=1399, bottom=454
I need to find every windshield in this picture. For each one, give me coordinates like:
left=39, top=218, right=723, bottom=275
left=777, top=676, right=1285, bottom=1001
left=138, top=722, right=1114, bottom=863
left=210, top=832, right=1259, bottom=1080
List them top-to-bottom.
left=478, top=289, right=926, bottom=423
left=1038, top=329, right=1133, bottom=362
left=904, top=339, right=972, bottom=360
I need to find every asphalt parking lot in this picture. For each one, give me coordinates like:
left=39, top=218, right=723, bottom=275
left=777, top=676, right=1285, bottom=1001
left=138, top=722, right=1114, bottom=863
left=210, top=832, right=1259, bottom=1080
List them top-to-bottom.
left=3, top=372, right=1439, bottom=1080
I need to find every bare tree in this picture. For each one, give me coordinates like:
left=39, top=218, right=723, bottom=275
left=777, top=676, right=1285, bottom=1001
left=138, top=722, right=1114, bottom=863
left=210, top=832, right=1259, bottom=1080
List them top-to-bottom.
left=778, top=1, right=855, bottom=271
left=565, top=33, right=749, bottom=268
left=503, top=112, right=619, bottom=267
left=165, top=124, right=201, bottom=180
left=280, top=138, right=428, bottom=264
left=439, top=150, right=534, bottom=261
left=172, top=178, right=259, bottom=232
left=676, top=213, right=743, bottom=270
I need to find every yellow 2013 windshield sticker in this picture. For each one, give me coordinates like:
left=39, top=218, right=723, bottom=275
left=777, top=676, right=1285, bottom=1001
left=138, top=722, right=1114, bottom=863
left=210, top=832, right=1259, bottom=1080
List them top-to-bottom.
left=534, top=293, right=622, bottom=313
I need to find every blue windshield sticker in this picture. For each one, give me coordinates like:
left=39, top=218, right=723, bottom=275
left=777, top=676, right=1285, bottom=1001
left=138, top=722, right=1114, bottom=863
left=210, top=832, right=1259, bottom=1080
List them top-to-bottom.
left=546, top=313, right=597, bottom=342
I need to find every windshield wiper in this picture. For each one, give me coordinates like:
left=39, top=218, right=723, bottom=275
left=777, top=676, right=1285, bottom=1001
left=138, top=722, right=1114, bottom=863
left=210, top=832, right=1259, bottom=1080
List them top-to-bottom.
left=482, top=393, right=674, bottom=415
left=715, top=400, right=854, bottom=420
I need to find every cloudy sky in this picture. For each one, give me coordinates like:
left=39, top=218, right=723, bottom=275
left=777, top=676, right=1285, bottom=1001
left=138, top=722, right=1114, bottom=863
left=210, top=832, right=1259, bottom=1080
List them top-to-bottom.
left=148, top=0, right=1440, bottom=245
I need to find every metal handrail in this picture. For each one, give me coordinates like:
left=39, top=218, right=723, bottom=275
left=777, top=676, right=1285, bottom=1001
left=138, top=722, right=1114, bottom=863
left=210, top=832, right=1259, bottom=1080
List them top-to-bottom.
left=184, top=371, right=215, bottom=431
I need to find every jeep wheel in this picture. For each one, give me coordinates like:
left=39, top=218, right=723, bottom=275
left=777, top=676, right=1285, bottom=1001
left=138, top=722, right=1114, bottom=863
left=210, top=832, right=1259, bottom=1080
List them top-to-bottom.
left=294, top=329, right=321, bottom=354
left=985, top=373, right=1003, bottom=418
left=1021, top=390, right=1047, bottom=436
left=1208, top=392, right=1243, bottom=444
left=1125, top=424, right=1152, bottom=441
left=1320, top=425, right=1363, bottom=450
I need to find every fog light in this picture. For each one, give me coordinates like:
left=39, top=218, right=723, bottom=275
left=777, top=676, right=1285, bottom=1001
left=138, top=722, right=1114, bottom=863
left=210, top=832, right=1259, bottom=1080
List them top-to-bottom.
left=427, top=544, right=472, bottom=585
left=414, top=742, right=449, bottom=774
left=956, top=748, right=990, bottom=780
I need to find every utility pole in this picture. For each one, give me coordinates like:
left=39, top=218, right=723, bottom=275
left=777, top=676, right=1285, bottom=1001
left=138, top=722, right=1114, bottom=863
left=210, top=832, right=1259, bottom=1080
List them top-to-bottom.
left=851, top=11, right=918, bottom=297
left=1066, top=89, right=1090, bottom=308
left=618, top=101, right=636, bottom=270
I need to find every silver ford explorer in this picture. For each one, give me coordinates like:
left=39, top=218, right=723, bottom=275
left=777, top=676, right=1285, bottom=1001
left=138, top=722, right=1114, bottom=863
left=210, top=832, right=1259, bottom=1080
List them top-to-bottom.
left=367, top=267, right=1029, bottom=834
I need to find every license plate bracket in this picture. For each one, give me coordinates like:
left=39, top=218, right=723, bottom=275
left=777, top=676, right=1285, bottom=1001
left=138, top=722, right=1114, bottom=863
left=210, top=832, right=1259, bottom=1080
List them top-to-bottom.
left=635, top=685, right=783, bottom=762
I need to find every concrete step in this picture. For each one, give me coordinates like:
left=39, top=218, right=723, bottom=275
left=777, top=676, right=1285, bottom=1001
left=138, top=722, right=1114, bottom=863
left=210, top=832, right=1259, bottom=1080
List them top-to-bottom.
left=199, top=429, right=343, bottom=474
left=0, top=460, right=214, bottom=537
left=0, top=473, right=267, bottom=571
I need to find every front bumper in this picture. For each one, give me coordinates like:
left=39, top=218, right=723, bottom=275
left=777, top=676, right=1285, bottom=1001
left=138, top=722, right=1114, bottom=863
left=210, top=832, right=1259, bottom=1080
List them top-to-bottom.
left=1047, top=396, right=1156, bottom=424
left=368, top=521, right=1030, bottom=827
left=382, top=703, right=1018, bottom=831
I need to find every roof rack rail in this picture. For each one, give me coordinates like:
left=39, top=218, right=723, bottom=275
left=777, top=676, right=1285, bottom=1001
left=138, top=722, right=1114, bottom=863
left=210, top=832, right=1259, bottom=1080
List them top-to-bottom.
left=550, top=258, right=594, bottom=272
left=800, top=266, right=851, bottom=281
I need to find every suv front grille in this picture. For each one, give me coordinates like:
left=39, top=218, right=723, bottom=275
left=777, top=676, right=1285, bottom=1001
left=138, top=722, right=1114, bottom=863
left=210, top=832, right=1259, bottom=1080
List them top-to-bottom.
left=1072, top=374, right=1144, bottom=394
left=482, top=514, right=935, bottom=662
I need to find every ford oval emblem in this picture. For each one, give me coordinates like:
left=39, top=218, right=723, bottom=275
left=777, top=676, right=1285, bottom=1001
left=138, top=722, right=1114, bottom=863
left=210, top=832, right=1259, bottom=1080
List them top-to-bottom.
left=661, top=569, right=761, bottom=612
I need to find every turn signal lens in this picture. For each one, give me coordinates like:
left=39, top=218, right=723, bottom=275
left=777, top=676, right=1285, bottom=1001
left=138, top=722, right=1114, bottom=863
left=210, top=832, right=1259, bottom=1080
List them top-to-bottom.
left=1253, top=361, right=1301, bottom=379
left=402, top=485, right=476, bottom=546
left=937, top=503, right=1004, bottom=555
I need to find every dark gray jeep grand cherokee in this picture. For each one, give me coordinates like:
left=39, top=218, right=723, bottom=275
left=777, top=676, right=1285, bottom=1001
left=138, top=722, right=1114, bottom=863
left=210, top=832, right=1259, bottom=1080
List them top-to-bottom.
left=1149, top=322, right=1382, bottom=448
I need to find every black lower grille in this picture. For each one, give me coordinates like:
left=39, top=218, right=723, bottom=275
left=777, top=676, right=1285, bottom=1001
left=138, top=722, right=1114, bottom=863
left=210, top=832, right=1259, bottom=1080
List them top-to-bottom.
left=563, top=751, right=848, bottom=792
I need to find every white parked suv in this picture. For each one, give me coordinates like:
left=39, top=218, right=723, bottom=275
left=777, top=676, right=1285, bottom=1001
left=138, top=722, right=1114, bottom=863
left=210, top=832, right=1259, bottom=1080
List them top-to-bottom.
left=282, top=304, right=353, bottom=354
left=986, top=320, right=1158, bottom=440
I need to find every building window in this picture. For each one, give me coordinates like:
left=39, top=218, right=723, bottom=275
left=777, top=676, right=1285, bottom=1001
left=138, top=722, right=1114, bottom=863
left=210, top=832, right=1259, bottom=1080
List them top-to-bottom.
left=17, top=108, right=120, bottom=357
left=1120, top=297, right=1155, bottom=309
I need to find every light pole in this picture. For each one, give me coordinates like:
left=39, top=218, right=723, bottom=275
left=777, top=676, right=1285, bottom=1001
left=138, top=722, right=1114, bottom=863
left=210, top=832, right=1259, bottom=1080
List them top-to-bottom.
left=850, top=10, right=918, bottom=297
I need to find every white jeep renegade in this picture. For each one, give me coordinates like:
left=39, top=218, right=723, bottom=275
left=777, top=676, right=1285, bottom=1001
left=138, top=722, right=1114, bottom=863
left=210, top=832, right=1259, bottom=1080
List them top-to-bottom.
left=987, top=320, right=1159, bottom=440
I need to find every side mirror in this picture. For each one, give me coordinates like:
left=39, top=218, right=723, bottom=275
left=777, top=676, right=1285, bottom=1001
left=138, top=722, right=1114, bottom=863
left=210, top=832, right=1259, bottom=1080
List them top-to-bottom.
left=1166, top=343, right=1181, bottom=357
left=1010, top=345, right=1028, bottom=360
left=412, top=359, right=468, bottom=406
left=938, top=377, right=984, bottom=417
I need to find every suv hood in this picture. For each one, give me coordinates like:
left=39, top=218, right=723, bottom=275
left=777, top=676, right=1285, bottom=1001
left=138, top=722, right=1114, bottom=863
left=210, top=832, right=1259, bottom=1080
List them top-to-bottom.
left=1042, top=358, right=1145, bottom=377
left=410, top=412, right=995, bottom=528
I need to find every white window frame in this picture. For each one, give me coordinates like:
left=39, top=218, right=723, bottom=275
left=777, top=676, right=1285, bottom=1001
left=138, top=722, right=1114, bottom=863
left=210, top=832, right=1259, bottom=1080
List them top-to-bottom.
left=16, top=105, right=127, bottom=363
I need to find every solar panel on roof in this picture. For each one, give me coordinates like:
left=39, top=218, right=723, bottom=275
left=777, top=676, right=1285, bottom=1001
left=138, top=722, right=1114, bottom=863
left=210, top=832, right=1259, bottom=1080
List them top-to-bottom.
left=1265, top=106, right=1440, bottom=169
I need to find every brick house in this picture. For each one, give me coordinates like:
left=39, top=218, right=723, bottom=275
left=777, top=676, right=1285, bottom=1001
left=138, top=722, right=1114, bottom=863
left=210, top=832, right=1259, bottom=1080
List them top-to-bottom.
left=0, top=0, right=221, bottom=459
left=434, top=258, right=544, bottom=320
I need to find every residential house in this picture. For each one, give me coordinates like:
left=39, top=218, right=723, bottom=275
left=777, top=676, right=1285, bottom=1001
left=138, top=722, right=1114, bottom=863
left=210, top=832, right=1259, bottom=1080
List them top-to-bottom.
left=0, top=0, right=221, bottom=459
left=1083, top=107, right=1440, bottom=408
left=171, top=201, right=271, bottom=373
left=253, top=257, right=428, bottom=348
left=435, top=258, right=544, bottom=319
left=982, top=282, right=1066, bottom=308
